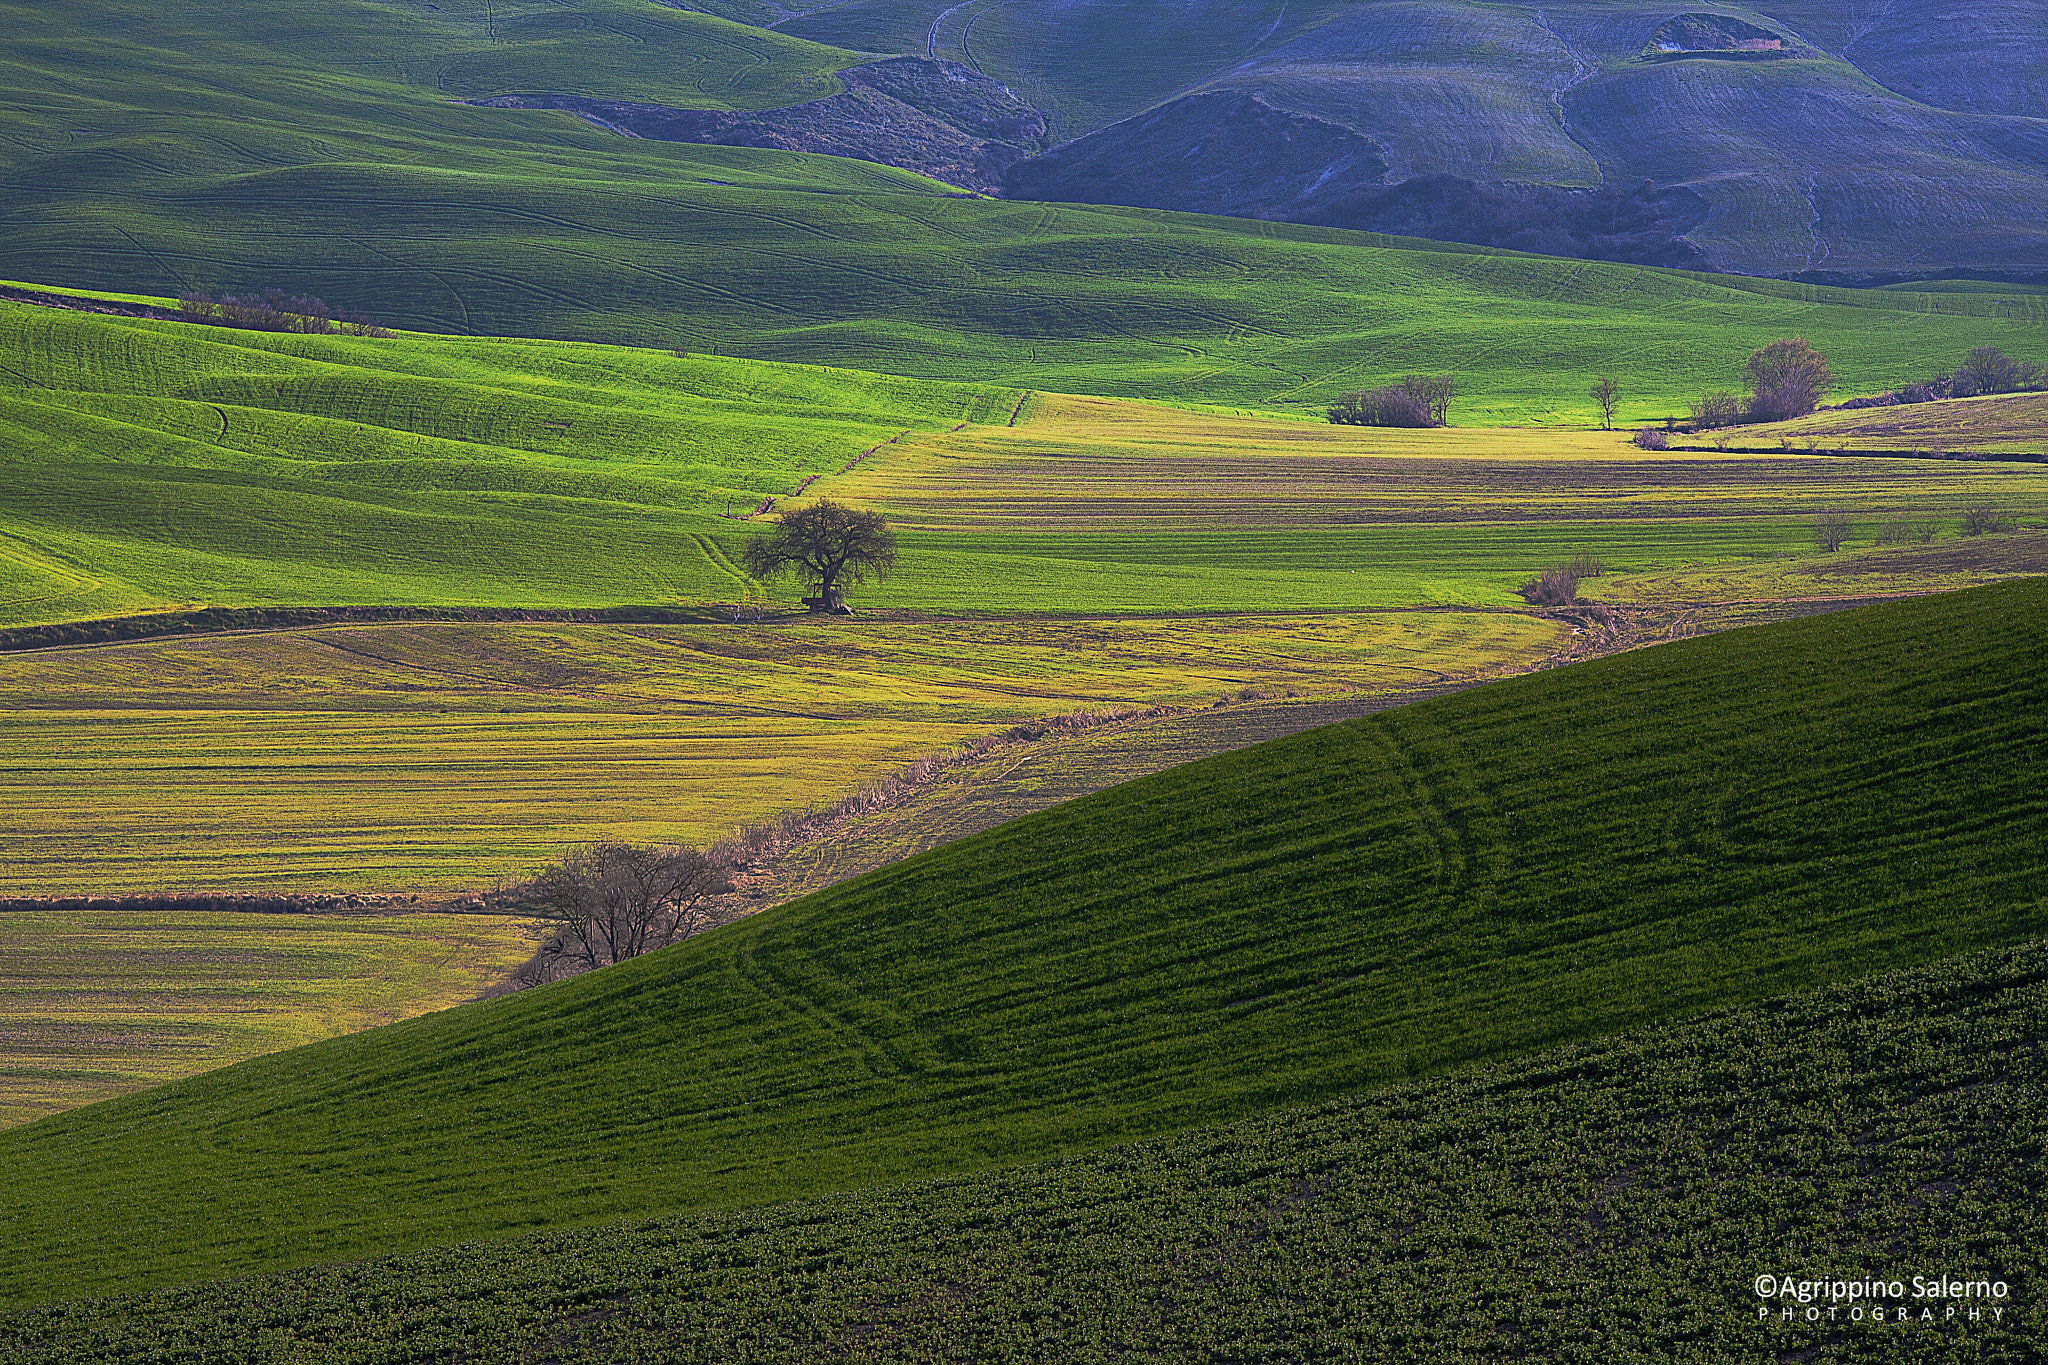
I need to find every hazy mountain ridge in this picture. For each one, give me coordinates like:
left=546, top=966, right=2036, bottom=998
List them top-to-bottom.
left=746, top=0, right=2048, bottom=276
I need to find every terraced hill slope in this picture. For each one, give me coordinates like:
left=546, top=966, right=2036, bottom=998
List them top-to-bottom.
left=0, top=579, right=2039, bottom=1303
left=5, top=938, right=2039, bottom=1359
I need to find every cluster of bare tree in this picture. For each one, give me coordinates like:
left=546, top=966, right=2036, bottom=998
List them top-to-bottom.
left=176, top=289, right=389, bottom=336
left=1687, top=338, right=1833, bottom=429
left=1836, top=346, right=2045, bottom=409
left=1328, top=374, right=1455, bottom=427
left=1814, top=504, right=2016, bottom=554
left=1962, top=506, right=2019, bottom=536
left=1518, top=552, right=1606, bottom=606
left=525, top=842, right=731, bottom=977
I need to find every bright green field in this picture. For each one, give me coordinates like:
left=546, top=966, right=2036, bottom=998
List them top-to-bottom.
left=4, top=0, right=2046, bottom=418
left=0, top=301, right=1021, bottom=623
left=8, top=306, right=2047, bottom=629
left=0, top=581, right=2038, bottom=1303
left=0, top=911, right=534, bottom=1128
left=3, top=939, right=2038, bottom=1359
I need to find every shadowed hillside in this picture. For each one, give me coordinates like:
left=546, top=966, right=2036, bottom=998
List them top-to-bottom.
left=774, top=0, right=2048, bottom=276
left=0, top=580, right=2040, bottom=1303
left=4, top=937, right=2040, bottom=1358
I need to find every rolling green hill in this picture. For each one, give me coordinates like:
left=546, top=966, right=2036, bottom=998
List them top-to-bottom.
left=3, top=1, right=2044, bottom=415
left=0, top=300, right=1019, bottom=622
left=12, top=300, right=2045, bottom=632
left=0, top=579, right=2039, bottom=1304
left=4, top=937, right=2039, bottom=1359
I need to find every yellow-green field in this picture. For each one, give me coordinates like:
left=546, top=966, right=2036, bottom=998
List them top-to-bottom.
left=1751, top=391, right=2048, bottom=454
left=837, top=393, right=2048, bottom=534
left=1596, top=528, right=2048, bottom=605
left=0, top=612, right=1560, bottom=893
left=0, top=910, right=534, bottom=1127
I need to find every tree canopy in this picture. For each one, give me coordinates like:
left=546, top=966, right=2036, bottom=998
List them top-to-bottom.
left=1745, top=337, right=1832, bottom=421
left=741, top=499, right=897, bottom=612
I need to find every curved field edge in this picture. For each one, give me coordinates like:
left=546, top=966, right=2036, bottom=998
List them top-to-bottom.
left=0, top=579, right=2040, bottom=1302
left=3, top=936, right=2041, bottom=1360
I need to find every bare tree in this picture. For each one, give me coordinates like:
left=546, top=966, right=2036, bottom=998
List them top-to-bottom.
left=1746, top=337, right=1833, bottom=421
left=1400, top=374, right=1457, bottom=426
left=1589, top=377, right=1620, bottom=429
left=1690, top=390, right=1742, bottom=429
left=741, top=499, right=896, bottom=613
left=1961, top=506, right=2015, bottom=536
left=1814, top=510, right=1851, bottom=552
left=1518, top=564, right=1581, bottom=605
left=529, top=842, right=730, bottom=973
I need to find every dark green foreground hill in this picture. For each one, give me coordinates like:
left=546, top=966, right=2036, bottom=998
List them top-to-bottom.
left=0, top=581, right=2042, bottom=1304
left=7, top=941, right=2041, bottom=1361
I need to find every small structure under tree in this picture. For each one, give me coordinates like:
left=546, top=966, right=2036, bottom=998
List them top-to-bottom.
left=741, top=499, right=897, bottom=613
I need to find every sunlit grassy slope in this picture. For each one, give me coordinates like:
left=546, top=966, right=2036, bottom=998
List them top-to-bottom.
left=3, top=0, right=2044, bottom=415
left=0, top=302, right=1019, bottom=622
left=8, top=305, right=2047, bottom=629
left=1750, top=391, right=2048, bottom=454
left=0, top=580, right=2038, bottom=1303
left=0, top=911, right=534, bottom=1128
left=6, top=939, right=2039, bottom=1359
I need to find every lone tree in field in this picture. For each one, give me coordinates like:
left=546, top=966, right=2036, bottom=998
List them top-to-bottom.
left=1746, top=337, right=1832, bottom=422
left=1589, top=377, right=1620, bottom=429
left=741, top=499, right=896, bottom=613
left=1814, top=510, right=1851, bottom=553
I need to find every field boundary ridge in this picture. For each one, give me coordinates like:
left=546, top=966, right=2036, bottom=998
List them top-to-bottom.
left=0, top=604, right=751, bottom=652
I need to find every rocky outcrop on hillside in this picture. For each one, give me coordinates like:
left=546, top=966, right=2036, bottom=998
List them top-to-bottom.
left=471, top=58, right=1047, bottom=193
